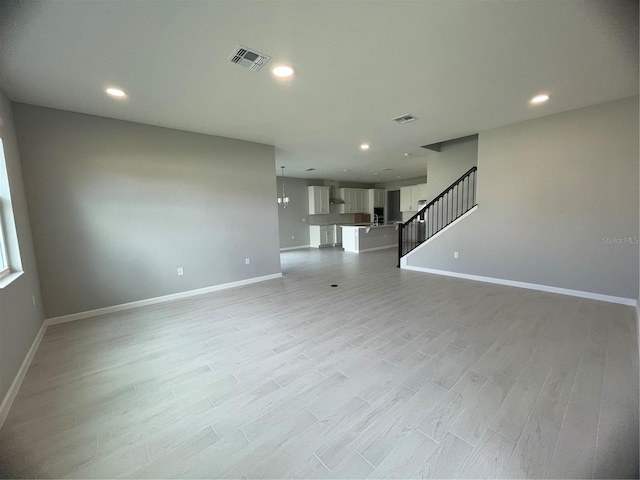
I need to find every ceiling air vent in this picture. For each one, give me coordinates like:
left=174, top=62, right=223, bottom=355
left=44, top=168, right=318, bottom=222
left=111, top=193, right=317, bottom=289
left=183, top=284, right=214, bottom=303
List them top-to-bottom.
left=229, top=45, right=271, bottom=71
left=393, top=114, right=418, bottom=124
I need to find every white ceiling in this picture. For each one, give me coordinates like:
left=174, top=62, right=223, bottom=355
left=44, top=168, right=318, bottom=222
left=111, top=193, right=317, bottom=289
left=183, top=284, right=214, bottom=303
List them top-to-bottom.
left=0, top=0, right=637, bottom=183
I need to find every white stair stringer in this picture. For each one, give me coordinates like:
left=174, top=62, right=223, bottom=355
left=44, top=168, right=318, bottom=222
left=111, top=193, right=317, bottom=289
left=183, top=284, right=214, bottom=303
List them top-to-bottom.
left=400, top=205, right=478, bottom=268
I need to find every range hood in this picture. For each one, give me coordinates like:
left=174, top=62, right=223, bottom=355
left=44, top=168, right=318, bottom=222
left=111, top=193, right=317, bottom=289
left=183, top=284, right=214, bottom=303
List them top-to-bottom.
left=329, top=185, right=345, bottom=204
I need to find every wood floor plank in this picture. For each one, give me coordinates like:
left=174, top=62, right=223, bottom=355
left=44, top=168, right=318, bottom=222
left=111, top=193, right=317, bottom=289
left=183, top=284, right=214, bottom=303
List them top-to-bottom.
left=0, top=247, right=637, bottom=479
left=593, top=311, right=640, bottom=479
left=531, top=315, right=587, bottom=425
left=488, top=330, right=564, bottom=442
left=242, top=371, right=349, bottom=442
left=417, top=371, right=488, bottom=442
left=448, top=373, right=515, bottom=446
left=356, top=381, right=446, bottom=467
left=315, top=385, right=417, bottom=471
left=245, top=396, right=371, bottom=479
left=546, top=401, right=599, bottom=479
left=220, top=408, right=319, bottom=479
left=505, top=414, right=559, bottom=479
left=369, top=429, right=437, bottom=479
left=458, top=429, right=516, bottom=479
left=418, top=432, right=473, bottom=479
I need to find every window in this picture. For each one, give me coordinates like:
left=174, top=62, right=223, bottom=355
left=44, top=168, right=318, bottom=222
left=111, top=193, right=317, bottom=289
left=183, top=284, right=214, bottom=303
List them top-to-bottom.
left=0, top=134, right=22, bottom=286
left=0, top=137, right=9, bottom=281
left=0, top=208, right=9, bottom=281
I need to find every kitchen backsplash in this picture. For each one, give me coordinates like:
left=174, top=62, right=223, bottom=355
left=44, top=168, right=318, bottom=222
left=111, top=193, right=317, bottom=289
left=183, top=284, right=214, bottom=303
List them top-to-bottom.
left=308, top=212, right=356, bottom=226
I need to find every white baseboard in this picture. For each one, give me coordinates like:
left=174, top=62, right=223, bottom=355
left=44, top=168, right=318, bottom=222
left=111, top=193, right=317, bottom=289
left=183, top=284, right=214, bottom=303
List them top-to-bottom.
left=345, top=244, right=396, bottom=254
left=359, top=244, right=396, bottom=253
left=280, top=245, right=312, bottom=251
left=402, top=265, right=638, bottom=306
left=46, top=273, right=283, bottom=326
left=0, top=320, right=46, bottom=430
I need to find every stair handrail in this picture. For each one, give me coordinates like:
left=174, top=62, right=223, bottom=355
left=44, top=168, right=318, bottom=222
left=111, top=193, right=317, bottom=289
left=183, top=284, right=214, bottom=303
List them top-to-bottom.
left=398, top=165, right=477, bottom=266
left=403, top=166, right=477, bottom=224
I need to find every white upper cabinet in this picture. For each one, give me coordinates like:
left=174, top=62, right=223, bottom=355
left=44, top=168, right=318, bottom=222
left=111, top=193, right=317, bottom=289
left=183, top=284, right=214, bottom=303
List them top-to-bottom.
left=400, top=183, right=429, bottom=212
left=416, top=183, right=429, bottom=204
left=308, top=186, right=330, bottom=214
left=400, top=186, right=413, bottom=212
left=338, top=188, right=367, bottom=214
left=368, top=188, right=385, bottom=209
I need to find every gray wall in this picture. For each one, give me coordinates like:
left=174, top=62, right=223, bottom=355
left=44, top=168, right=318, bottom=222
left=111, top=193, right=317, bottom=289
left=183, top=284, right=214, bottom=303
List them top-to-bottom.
left=0, top=90, right=44, bottom=402
left=407, top=97, right=639, bottom=300
left=13, top=104, right=281, bottom=318
left=423, top=136, right=478, bottom=203
left=277, top=176, right=311, bottom=249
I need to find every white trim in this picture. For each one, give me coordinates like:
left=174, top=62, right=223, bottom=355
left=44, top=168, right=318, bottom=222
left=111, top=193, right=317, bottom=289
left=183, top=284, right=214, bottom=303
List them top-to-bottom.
left=417, top=205, right=478, bottom=248
left=280, top=245, right=312, bottom=251
left=402, top=265, right=638, bottom=306
left=0, top=266, right=10, bottom=281
left=0, top=270, right=23, bottom=289
left=46, top=273, right=283, bottom=326
left=0, top=320, right=46, bottom=430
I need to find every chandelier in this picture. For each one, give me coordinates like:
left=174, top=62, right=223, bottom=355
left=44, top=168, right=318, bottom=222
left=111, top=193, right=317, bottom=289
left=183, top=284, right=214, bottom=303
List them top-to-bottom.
left=277, top=166, right=290, bottom=208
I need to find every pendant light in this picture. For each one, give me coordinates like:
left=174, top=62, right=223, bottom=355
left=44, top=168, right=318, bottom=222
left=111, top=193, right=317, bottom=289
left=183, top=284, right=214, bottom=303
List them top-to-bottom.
left=277, top=166, right=290, bottom=208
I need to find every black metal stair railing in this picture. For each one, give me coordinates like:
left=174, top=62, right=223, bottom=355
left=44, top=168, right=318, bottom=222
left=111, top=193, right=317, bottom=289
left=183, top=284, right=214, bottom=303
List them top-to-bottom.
left=398, top=166, right=477, bottom=266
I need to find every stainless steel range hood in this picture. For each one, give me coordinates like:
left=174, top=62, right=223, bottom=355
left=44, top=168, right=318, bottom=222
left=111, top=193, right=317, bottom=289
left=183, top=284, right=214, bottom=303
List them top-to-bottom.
left=329, top=185, right=345, bottom=204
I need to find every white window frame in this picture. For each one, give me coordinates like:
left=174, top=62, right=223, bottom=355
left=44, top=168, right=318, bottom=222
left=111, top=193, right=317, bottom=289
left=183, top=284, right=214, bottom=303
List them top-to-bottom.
left=0, top=132, right=22, bottom=287
left=0, top=207, right=9, bottom=281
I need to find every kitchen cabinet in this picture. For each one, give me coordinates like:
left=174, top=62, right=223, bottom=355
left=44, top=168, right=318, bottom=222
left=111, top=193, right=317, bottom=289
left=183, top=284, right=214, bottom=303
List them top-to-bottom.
left=400, top=183, right=429, bottom=212
left=417, top=183, right=429, bottom=204
left=308, top=186, right=330, bottom=214
left=400, top=186, right=413, bottom=212
left=338, top=188, right=367, bottom=214
left=338, top=188, right=352, bottom=213
left=370, top=188, right=386, bottom=208
left=334, top=224, right=342, bottom=245
left=309, top=225, right=336, bottom=247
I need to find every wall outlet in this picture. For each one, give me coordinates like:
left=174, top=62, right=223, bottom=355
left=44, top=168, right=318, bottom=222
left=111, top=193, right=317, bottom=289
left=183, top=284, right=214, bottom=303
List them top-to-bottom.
left=291, top=235, right=295, bottom=240
left=454, top=252, right=459, bottom=259
left=245, top=257, right=251, bottom=265
left=177, top=267, right=184, bottom=276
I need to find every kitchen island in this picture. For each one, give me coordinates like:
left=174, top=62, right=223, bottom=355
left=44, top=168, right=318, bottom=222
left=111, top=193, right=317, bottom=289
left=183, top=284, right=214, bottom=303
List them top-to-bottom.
left=341, top=224, right=398, bottom=253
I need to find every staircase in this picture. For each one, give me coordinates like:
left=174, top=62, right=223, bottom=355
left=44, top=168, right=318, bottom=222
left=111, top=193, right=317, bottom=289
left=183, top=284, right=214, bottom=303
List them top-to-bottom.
left=398, top=166, right=477, bottom=266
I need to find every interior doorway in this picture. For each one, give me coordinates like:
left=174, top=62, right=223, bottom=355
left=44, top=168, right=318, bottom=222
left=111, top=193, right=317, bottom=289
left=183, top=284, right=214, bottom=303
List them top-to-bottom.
left=387, top=190, right=401, bottom=222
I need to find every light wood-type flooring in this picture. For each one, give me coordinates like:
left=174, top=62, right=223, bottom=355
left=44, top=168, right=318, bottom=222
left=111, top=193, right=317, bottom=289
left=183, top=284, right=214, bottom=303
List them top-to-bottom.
left=0, top=247, right=638, bottom=478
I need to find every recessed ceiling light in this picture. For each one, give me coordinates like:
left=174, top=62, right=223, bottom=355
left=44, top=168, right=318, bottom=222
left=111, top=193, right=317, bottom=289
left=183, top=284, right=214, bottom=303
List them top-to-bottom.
left=272, top=65, right=295, bottom=78
left=105, top=87, right=127, bottom=98
left=530, top=94, right=549, bottom=104
left=360, top=143, right=370, bottom=150
left=343, top=169, right=350, bottom=172
left=373, top=173, right=379, bottom=176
